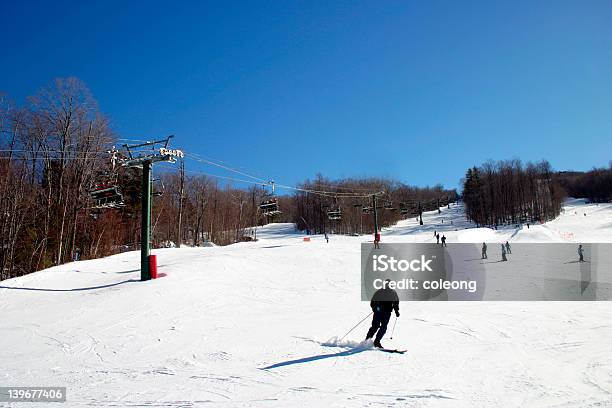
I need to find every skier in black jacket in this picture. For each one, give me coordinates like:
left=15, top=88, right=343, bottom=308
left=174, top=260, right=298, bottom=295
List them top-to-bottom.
left=366, top=279, right=400, bottom=348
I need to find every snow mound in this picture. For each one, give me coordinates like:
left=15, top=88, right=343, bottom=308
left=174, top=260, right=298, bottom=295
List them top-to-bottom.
left=511, top=225, right=563, bottom=242
left=455, top=228, right=501, bottom=243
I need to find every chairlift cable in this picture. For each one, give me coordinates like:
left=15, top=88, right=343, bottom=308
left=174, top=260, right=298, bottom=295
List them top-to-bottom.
left=3, top=145, right=384, bottom=198
left=187, top=151, right=269, bottom=181
left=185, top=152, right=376, bottom=196
left=184, top=153, right=267, bottom=183
left=181, top=164, right=381, bottom=198
left=180, top=165, right=377, bottom=198
left=181, top=168, right=269, bottom=187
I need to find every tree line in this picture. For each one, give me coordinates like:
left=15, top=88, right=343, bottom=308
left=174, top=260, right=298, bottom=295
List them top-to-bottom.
left=0, top=78, right=115, bottom=279
left=461, top=159, right=565, bottom=227
left=557, top=165, right=612, bottom=203
left=150, top=168, right=295, bottom=248
left=293, top=174, right=457, bottom=235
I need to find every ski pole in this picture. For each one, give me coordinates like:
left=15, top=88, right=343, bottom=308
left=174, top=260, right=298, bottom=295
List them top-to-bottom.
left=339, top=311, right=373, bottom=341
left=390, top=316, right=398, bottom=339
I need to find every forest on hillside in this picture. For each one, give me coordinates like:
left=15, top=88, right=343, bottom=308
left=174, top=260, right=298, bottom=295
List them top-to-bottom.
left=461, top=160, right=565, bottom=227
left=557, top=166, right=612, bottom=203
left=292, top=175, right=457, bottom=235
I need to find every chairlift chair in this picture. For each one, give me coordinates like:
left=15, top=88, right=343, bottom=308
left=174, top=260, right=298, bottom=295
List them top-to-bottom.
left=89, top=152, right=125, bottom=210
left=152, top=178, right=165, bottom=197
left=259, top=181, right=282, bottom=217
left=89, top=184, right=125, bottom=209
left=327, top=195, right=342, bottom=220
left=260, top=197, right=281, bottom=217
left=327, top=209, right=342, bottom=220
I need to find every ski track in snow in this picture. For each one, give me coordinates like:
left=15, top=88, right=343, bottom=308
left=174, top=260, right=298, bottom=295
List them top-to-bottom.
left=1, top=199, right=612, bottom=407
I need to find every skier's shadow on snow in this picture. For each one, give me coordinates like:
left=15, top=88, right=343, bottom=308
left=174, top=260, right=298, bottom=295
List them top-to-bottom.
left=260, top=245, right=291, bottom=249
left=563, top=260, right=590, bottom=264
left=0, top=279, right=139, bottom=292
left=260, top=348, right=367, bottom=370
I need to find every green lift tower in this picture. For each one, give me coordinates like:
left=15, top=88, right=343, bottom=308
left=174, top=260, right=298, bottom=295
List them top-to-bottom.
left=121, top=136, right=183, bottom=281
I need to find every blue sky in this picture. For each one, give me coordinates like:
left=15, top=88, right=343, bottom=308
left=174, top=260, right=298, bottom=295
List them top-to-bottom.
left=1, top=1, right=611, bottom=190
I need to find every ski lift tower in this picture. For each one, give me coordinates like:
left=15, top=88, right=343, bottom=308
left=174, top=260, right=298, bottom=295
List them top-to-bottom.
left=121, top=136, right=184, bottom=281
left=370, top=192, right=385, bottom=241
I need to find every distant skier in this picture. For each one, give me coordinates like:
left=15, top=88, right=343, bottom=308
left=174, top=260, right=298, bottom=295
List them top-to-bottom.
left=527, top=223, right=530, bottom=229
left=434, top=230, right=437, bottom=237
left=325, top=233, right=329, bottom=244
left=374, top=233, right=381, bottom=249
left=436, top=234, right=440, bottom=244
left=441, top=235, right=447, bottom=247
left=505, top=241, right=511, bottom=254
left=482, top=243, right=488, bottom=259
left=501, top=244, right=507, bottom=261
left=578, top=244, right=584, bottom=262
left=366, top=279, right=400, bottom=349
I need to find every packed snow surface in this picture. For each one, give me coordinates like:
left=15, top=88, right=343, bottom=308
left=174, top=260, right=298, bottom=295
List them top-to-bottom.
left=1, top=199, right=612, bottom=407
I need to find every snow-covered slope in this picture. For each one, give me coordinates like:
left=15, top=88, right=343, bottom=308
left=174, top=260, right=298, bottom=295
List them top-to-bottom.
left=383, top=198, right=612, bottom=244
left=1, top=199, right=612, bottom=407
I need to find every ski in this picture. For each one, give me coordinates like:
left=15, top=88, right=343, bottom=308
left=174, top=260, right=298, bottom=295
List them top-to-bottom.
left=378, top=348, right=406, bottom=354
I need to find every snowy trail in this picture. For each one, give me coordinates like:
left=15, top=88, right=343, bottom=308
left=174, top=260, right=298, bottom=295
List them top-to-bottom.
left=1, top=199, right=612, bottom=407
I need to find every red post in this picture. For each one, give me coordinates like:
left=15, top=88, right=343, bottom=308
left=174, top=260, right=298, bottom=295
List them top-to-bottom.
left=149, top=254, right=158, bottom=279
